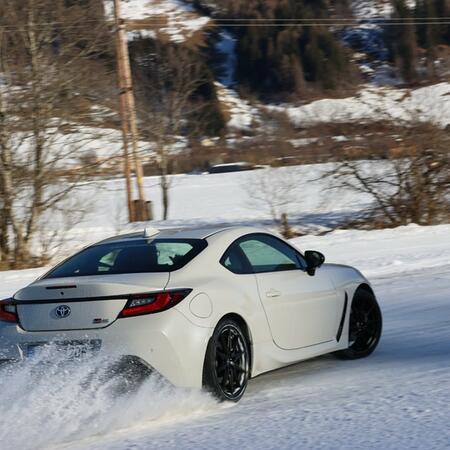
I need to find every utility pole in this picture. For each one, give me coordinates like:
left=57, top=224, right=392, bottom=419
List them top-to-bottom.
left=113, top=0, right=149, bottom=222
left=114, top=10, right=134, bottom=222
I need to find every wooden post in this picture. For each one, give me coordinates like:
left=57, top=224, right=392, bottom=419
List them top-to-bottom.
left=113, top=0, right=148, bottom=221
left=114, top=8, right=134, bottom=222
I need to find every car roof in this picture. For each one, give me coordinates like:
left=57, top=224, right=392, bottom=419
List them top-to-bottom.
left=96, top=226, right=255, bottom=245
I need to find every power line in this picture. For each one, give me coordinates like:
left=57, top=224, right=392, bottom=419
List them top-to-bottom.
left=0, top=16, right=448, bottom=25
left=0, top=17, right=448, bottom=31
left=205, top=17, right=450, bottom=21
left=208, top=22, right=450, bottom=26
left=1, top=23, right=449, bottom=34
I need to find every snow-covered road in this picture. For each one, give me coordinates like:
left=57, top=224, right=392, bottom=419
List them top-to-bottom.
left=0, top=225, right=449, bottom=449
left=61, top=266, right=450, bottom=450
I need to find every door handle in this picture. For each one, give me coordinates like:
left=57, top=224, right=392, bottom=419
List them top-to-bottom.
left=266, top=289, right=281, bottom=298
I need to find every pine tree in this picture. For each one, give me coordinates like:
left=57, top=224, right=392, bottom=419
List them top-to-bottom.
left=231, top=0, right=352, bottom=99
left=391, top=0, right=418, bottom=83
left=416, top=0, right=440, bottom=79
left=434, top=0, right=450, bottom=44
left=303, top=27, right=325, bottom=84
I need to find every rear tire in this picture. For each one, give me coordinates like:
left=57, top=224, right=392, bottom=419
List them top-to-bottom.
left=335, top=288, right=382, bottom=360
left=203, top=318, right=250, bottom=402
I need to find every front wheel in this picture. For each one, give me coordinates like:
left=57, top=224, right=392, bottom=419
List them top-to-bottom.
left=336, top=288, right=382, bottom=360
left=203, top=319, right=250, bottom=402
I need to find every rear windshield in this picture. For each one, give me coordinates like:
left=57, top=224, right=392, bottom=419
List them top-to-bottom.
left=45, top=239, right=207, bottom=278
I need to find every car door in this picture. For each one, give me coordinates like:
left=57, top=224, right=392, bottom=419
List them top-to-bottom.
left=237, top=234, right=340, bottom=350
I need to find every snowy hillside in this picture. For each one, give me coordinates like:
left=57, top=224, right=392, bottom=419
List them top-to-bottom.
left=99, top=0, right=449, bottom=137
left=104, top=0, right=210, bottom=43
left=351, top=0, right=393, bottom=18
left=352, top=0, right=416, bottom=18
left=215, top=82, right=261, bottom=130
left=269, top=83, right=450, bottom=128
left=9, top=124, right=155, bottom=171
left=0, top=224, right=449, bottom=449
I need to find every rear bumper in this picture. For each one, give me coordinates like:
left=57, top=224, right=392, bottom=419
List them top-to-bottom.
left=0, top=309, right=213, bottom=389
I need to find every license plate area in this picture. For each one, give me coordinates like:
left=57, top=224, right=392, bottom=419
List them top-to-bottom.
left=26, top=339, right=102, bottom=359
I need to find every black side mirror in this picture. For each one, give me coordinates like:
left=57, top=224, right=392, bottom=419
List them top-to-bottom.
left=304, top=250, right=325, bottom=276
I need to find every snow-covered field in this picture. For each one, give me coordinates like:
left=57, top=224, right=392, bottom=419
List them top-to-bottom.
left=32, top=164, right=374, bottom=259
left=0, top=223, right=449, bottom=449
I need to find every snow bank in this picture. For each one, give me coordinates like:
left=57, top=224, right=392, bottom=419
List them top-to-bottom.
left=269, top=83, right=450, bottom=128
left=292, top=223, right=450, bottom=279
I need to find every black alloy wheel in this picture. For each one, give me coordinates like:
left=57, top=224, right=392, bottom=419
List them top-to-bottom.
left=336, top=288, right=382, bottom=360
left=203, top=319, right=250, bottom=402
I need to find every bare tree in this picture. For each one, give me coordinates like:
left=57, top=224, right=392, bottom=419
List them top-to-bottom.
left=0, top=0, right=113, bottom=268
left=133, top=43, right=214, bottom=220
left=323, top=124, right=449, bottom=228
left=245, top=167, right=303, bottom=238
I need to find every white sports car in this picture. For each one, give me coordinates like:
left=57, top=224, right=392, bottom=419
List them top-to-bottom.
left=0, top=226, right=382, bottom=401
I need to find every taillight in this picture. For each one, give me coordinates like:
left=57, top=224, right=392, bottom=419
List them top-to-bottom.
left=118, top=290, right=192, bottom=318
left=0, top=299, right=18, bottom=323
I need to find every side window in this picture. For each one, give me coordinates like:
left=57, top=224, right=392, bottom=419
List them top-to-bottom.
left=239, top=235, right=303, bottom=274
left=154, top=242, right=194, bottom=267
left=220, top=244, right=252, bottom=274
left=98, top=250, right=120, bottom=273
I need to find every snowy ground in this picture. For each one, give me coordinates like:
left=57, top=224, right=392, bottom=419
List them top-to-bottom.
left=104, top=0, right=210, bottom=43
left=342, top=0, right=405, bottom=85
left=351, top=0, right=393, bottom=18
left=213, top=29, right=261, bottom=131
left=215, top=82, right=261, bottom=131
left=268, top=83, right=450, bottom=128
left=10, top=123, right=155, bottom=169
left=0, top=159, right=449, bottom=449
left=16, top=160, right=447, bottom=263
left=30, top=163, right=375, bottom=260
left=0, top=224, right=449, bottom=449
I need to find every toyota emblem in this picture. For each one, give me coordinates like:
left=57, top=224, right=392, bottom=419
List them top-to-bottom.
left=55, top=305, right=71, bottom=319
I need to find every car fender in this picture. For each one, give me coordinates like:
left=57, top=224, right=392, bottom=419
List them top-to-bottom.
left=319, top=263, right=375, bottom=349
left=322, top=263, right=371, bottom=295
left=169, top=268, right=273, bottom=378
